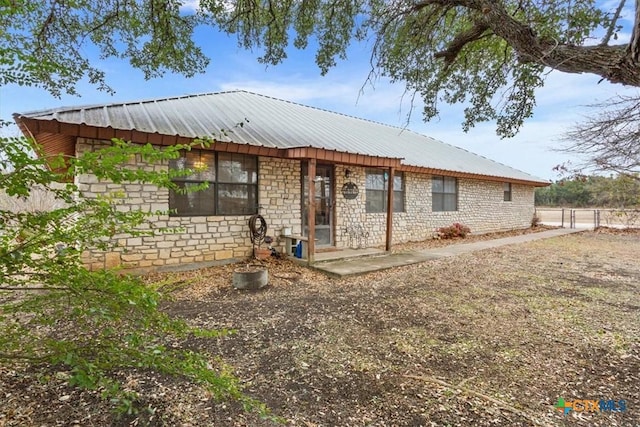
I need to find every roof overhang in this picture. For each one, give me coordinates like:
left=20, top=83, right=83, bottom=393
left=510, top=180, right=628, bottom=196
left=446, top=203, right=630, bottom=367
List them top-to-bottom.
left=15, top=116, right=550, bottom=186
left=15, top=117, right=404, bottom=170
left=285, top=147, right=402, bottom=168
left=400, top=165, right=550, bottom=187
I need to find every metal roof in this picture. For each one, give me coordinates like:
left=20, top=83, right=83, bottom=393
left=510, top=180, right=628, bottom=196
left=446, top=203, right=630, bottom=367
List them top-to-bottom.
left=18, top=90, right=547, bottom=183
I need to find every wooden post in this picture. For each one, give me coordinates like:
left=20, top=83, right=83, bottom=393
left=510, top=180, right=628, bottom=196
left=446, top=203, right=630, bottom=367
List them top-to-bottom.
left=307, top=159, right=316, bottom=263
left=385, top=167, right=395, bottom=252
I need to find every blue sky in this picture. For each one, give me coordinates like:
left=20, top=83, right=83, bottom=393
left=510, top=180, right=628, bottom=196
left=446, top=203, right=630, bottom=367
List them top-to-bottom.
left=1, top=4, right=638, bottom=181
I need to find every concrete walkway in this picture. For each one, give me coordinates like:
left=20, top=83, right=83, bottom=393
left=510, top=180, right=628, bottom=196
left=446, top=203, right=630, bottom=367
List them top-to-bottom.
left=313, top=228, right=584, bottom=277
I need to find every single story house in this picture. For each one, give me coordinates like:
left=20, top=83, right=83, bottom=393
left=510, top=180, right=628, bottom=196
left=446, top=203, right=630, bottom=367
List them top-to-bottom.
left=15, top=90, right=549, bottom=272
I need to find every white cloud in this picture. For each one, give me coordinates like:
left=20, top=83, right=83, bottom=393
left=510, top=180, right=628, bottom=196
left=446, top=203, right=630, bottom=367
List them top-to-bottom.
left=179, top=0, right=200, bottom=13
left=535, top=70, right=639, bottom=110
left=217, top=75, right=412, bottom=118
left=419, top=119, right=574, bottom=181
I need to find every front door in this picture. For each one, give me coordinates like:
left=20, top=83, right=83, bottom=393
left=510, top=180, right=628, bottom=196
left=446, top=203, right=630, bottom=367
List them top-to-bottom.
left=302, top=164, right=333, bottom=246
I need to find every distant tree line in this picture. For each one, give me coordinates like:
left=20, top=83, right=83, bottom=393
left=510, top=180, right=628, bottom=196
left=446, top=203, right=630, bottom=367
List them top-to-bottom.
left=535, top=174, right=640, bottom=208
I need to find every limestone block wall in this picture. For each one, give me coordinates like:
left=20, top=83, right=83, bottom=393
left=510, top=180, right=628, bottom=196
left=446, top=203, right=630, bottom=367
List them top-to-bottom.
left=76, top=137, right=535, bottom=270
left=76, top=138, right=301, bottom=272
left=257, top=157, right=303, bottom=247
left=334, top=164, right=366, bottom=248
left=333, top=168, right=536, bottom=248
left=397, top=174, right=535, bottom=243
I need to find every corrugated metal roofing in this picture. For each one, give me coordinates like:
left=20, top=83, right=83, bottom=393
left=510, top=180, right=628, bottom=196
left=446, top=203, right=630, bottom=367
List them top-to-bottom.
left=17, top=90, right=547, bottom=183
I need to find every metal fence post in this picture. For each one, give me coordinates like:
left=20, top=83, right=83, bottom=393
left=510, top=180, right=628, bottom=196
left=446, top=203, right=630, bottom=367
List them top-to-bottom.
left=561, top=208, right=565, bottom=228
left=570, top=209, right=575, bottom=229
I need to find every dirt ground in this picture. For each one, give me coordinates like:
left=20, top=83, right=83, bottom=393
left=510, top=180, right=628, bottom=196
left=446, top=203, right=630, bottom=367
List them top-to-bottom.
left=1, top=228, right=639, bottom=426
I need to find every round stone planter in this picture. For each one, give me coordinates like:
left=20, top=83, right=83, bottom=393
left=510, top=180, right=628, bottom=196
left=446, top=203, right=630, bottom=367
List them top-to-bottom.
left=232, top=266, right=268, bottom=290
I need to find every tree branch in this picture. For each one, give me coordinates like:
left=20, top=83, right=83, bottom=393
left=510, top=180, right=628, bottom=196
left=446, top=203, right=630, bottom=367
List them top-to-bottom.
left=412, top=0, right=640, bottom=86
left=600, top=0, right=626, bottom=46
left=629, top=0, right=640, bottom=61
left=477, top=1, right=640, bottom=86
left=434, top=21, right=490, bottom=67
left=560, top=95, right=640, bottom=178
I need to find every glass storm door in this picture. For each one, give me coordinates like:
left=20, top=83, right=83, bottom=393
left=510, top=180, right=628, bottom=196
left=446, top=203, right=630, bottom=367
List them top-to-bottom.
left=302, top=164, right=333, bottom=246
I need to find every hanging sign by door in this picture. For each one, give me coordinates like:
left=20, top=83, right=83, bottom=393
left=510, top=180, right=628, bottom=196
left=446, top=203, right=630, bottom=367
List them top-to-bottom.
left=341, top=182, right=359, bottom=199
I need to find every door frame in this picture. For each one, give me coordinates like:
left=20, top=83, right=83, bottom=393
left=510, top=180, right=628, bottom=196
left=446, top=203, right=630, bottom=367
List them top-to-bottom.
left=301, top=162, right=335, bottom=247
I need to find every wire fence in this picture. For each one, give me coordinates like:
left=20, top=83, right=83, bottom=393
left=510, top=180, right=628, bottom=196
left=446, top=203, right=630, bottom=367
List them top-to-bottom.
left=535, top=208, right=640, bottom=229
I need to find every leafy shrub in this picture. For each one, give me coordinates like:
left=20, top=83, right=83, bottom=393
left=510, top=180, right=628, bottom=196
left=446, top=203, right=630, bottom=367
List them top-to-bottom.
left=0, top=132, right=274, bottom=420
left=437, top=223, right=471, bottom=239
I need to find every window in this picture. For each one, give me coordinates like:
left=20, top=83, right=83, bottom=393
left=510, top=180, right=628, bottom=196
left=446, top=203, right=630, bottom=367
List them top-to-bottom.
left=169, top=150, right=258, bottom=216
left=365, top=169, right=405, bottom=213
left=432, top=176, right=457, bottom=211
left=503, top=182, right=512, bottom=202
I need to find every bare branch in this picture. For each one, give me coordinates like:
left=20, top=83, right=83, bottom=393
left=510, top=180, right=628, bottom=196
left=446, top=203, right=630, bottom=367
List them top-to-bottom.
left=600, top=0, right=626, bottom=46
left=560, top=94, right=640, bottom=178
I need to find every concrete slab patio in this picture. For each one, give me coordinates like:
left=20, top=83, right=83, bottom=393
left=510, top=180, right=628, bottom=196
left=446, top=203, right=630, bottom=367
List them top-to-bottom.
left=313, top=228, right=584, bottom=277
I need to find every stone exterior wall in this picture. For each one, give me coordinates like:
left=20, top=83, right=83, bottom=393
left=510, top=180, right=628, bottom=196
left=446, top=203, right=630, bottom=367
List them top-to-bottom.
left=77, top=138, right=301, bottom=272
left=76, top=139, right=535, bottom=271
left=257, top=157, right=303, bottom=248
left=332, top=167, right=535, bottom=248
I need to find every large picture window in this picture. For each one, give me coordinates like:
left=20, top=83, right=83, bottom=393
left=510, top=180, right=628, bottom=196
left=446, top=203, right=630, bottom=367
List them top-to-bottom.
left=169, top=150, right=258, bottom=216
left=365, top=169, right=405, bottom=213
left=432, top=176, right=457, bottom=212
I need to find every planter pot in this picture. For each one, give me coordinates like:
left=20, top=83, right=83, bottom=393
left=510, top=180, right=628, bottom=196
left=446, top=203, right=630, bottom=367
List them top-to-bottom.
left=232, top=266, right=268, bottom=290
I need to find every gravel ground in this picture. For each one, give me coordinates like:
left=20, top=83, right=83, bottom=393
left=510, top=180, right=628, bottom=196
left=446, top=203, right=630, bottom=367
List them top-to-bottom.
left=1, top=227, right=638, bottom=426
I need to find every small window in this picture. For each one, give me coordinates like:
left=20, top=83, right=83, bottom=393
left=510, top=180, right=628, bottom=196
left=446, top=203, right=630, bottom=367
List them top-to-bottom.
left=365, top=169, right=405, bottom=213
left=432, top=176, right=457, bottom=212
left=503, top=182, right=512, bottom=202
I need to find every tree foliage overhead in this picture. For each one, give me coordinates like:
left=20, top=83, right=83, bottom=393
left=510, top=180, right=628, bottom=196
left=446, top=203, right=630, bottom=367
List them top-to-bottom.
left=0, top=0, right=210, bottom=96
left=2, top=0, right=639, bottom=136
left=213, top=0, right=637, bottom=136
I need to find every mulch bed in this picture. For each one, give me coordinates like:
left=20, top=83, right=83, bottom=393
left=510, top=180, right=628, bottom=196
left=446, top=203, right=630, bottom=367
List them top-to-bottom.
left=1, top=227, right=638, bottom=426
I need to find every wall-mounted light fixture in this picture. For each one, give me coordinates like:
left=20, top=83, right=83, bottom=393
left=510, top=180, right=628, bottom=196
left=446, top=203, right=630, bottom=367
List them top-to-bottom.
left=345, top=168, right=352, bottom=179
